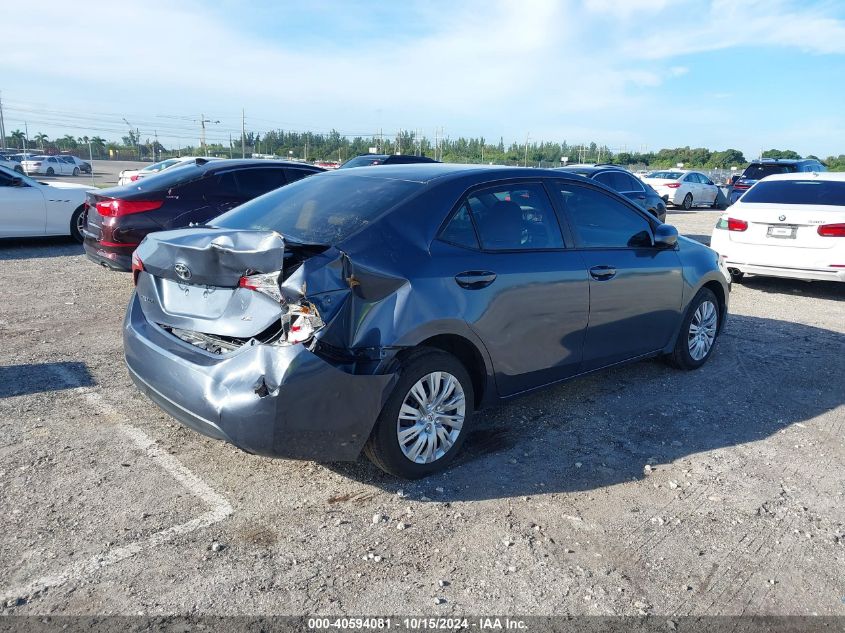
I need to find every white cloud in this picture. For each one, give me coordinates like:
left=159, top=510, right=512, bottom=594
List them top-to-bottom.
left=0, top=0, right=843, bottom=156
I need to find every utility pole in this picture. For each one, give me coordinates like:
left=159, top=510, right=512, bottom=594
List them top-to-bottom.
left=0, top=91, right=6, bottom=150
left=241, top=109, right=246, bottom=158
left=199, top=113, right=220, bottom=156
left=24, top=122, right=29, bottom=151
left=229, top=133, right=233, bottom=159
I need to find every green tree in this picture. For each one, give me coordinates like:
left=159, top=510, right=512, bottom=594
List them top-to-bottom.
left=10, top=129, right=26, bottom=149
left=34, top=133, right=49, bottom=149
left=762, top=149, right=801, bottom=160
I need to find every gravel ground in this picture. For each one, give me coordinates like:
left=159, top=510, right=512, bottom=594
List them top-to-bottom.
left=0, top=207, right=843, bottom=617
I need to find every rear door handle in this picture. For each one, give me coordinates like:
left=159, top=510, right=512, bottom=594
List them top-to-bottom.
left=589, top=265, right=617, bottom=281
left=455, top=271, right=497, bottom=289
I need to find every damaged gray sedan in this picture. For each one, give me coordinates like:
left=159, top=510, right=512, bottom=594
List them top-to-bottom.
left=124, top=164, right=729, bottom=478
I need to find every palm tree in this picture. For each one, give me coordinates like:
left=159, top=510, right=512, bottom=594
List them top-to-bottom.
left=10, top=130, right=25, bottom=149
left=34, top=133, right=49, bottom=149
left=61, top=134, right=77, bottom=150
left=90, top=136, right=106, bottom=159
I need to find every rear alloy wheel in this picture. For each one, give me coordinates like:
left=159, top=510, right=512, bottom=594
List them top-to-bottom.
left=46, top=167, right=55, bottom=176
left=72, top=167, right=80, bottom=176
left=682, top=192, right=693, bottom=210
left=70, top=207, right=85, bottom=243
left=667, top=287, right=720, bottom=370
left=364, top=349, right=474, bottom=479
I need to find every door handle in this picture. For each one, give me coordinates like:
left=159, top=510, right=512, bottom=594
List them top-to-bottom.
left=589, top=265, right=617, bottom=281
left=455, top=271, right=497, bottom=289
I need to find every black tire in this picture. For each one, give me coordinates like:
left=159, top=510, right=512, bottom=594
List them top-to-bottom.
left=46, top=167, right=54, bottom=175
left=72, top=167, right=80, bottom=176
left=682, top=192, right=693, bottom=210
left=70, top=206, right=85, bottom=243
left=729, top=270, right=744, bottom=283
left=666, top=287, right=720, bottom=370
left=364, top=348, right=475, bottom=479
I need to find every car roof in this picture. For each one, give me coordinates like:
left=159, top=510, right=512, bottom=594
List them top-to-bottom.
left=314, top=162, right=592, bottom=185
left=749, top=171, right=844, bottom=183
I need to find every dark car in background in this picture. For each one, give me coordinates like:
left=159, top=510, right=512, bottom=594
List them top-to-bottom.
left=339, top=153, right=439, bottom=168
left=729, top=158, right=826, bottom=204
left=84, top=159, right=324, bottom=271
left=124, top=164, right=728, bottom=478
left=556, top=165, right=667, bottom=221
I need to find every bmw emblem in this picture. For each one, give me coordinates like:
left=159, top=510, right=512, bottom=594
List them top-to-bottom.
left=778, top=215, right=786, bottom=222
left=174, top=263, right=192, bottom=281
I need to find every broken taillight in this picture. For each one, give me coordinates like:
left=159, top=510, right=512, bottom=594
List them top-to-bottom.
left=131, top=252, right=144, bottom=285
left=237, top=271, right=324, bottom=345
left=239, top=271, right=284, bottom=303
left=284, top=304, right=324, bottom=345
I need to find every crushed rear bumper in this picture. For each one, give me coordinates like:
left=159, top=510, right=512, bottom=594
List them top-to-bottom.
left=123, top=293, right=396, bottom=461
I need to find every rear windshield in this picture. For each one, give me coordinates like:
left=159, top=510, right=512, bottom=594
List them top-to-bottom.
left=741, top=164, right=798, bottom=180
left=647, top=171, right=682, bottom=179
left=211, top=173, right=424, bottom=244
left=741, top=180, right=845, bottom=206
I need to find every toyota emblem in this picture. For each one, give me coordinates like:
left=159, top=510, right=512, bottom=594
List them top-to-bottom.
left=778, top=215, right=786, bottom=222
left=174, top=263, right=192, bottom=281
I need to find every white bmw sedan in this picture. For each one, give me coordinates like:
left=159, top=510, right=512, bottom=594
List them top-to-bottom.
left=0, top=165, right=93, bottom=241
left=642, top=169, right=721, bottom=210
left=710, top=172, right=845, bottom=283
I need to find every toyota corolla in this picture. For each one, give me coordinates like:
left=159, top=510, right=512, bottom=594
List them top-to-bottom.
left=124, top=164, right=729, bottom=478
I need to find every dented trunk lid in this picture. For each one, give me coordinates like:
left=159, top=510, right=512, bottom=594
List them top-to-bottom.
left=134, top=227, right=308, bottom=340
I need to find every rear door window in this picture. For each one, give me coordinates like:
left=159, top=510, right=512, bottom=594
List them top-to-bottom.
left=459, top=183, right=564, bottom=251
left=555, top=183, right=653, bottom=249
left=439, top=204, right=479, bottom=249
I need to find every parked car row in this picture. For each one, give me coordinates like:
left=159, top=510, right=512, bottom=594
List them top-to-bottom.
left=3, top=149, right=840, bottom=479
left=20, top=154, right=92, bottom=176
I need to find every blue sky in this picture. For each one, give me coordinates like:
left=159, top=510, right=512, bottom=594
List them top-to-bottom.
left=2, top=0, right=844, bottom=159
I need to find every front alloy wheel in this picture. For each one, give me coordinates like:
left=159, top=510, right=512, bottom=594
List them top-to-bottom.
left=682, top=192, right=693, bottom=210
left=667, top=287, right=720, bottom=370
left=688, top=300, right=718, bottom=361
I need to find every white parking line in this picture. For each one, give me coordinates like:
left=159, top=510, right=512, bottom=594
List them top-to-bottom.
left=0, top=367, right=233, bottom=603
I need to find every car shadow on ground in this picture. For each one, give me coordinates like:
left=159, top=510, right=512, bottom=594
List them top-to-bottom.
left=0, top=237, right=82, bottom=260
left=736, top=276, right=843, bottom=301
left=324, top=314, right=844, bottom=501
left=0, top=362, right=94, bottom=398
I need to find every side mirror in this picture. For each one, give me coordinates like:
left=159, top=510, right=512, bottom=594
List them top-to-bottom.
left=11, top=177, right=25, bottom=187
left=707, top=180, right=715, bottom=186
left=654, top=223, right=678, bottom=247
